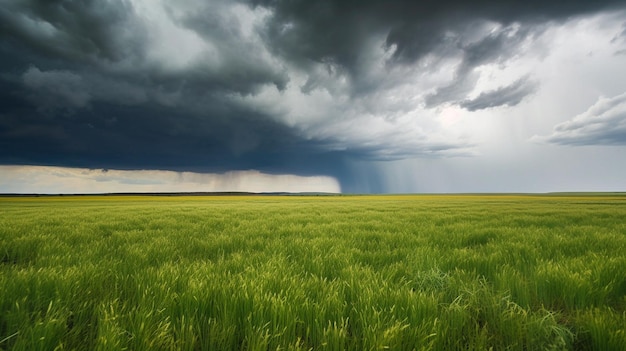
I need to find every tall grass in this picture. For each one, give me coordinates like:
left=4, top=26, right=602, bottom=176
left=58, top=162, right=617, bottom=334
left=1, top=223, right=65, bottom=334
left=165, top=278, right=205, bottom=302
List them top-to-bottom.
left=1, top=195, right=625, bottom=350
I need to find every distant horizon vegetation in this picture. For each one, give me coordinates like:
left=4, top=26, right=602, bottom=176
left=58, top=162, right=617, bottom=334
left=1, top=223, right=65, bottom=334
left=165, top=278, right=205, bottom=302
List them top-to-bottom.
left=2, top=192, right=626, bottom=197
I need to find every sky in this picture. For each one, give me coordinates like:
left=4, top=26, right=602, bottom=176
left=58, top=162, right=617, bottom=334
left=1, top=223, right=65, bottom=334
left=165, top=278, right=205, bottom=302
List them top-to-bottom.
left=1, top=0, right=626, bottom=194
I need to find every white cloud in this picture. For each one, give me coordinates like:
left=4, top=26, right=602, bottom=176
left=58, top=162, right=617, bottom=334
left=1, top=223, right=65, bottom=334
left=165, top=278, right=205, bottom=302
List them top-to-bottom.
left=534, top=92, right=626, bottom=145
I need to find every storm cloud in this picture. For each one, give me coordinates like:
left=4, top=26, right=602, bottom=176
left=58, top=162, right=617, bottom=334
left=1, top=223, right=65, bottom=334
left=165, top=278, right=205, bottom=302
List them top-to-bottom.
left=1, top=0, right=625, bottom=192
left=460, top=77, right=537, bottom=111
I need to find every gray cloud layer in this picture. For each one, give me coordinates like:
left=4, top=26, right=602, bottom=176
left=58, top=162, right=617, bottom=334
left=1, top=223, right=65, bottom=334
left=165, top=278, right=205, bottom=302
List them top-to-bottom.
left=1, top=0, right=625, bottom=191
left=253, top=0, right=624, bottom=64
left=460, top=77, right=537, bottom=111
left=537, top=92, right=626, bottom=146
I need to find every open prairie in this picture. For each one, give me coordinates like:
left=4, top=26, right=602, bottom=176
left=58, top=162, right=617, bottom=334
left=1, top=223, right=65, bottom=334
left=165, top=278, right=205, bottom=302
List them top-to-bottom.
left=1, top=194, right=625, bottom=350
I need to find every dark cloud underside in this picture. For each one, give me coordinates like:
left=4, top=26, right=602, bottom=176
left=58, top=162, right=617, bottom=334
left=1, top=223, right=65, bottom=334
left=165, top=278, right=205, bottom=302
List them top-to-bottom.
left=1, top=0, right=625, bottom=191
left=252, top=0, right=624, bottom=63
left=255, top=0, right=622, bottom=107
left=0, top=95, right=335, bottom=171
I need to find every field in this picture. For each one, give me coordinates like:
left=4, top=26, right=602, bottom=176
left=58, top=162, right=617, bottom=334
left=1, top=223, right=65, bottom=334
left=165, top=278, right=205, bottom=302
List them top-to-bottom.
left=1, top=194, right=625, bottom=350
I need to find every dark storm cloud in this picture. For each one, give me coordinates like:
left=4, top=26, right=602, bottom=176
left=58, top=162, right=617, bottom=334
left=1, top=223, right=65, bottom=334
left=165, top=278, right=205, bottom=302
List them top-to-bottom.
left=0, top=0, right=143, bottom=64
left=0, top=0, right=288, bottom=95
left=0, top=0, right=304, bottom=175
left=1, top=0, right=625, bottom=192
left=246, top=0, right=625, bottom=115
left=251, top=0, right=622, bottom=88
left=252, top=0, right=624, bottom=63
left=424, top=25, right=539, bottom=108
left=460, top=77, right=537, bottom=111
left=0, top=88, right=348, bottom=176
left=536, top=92, right=626, bottom=146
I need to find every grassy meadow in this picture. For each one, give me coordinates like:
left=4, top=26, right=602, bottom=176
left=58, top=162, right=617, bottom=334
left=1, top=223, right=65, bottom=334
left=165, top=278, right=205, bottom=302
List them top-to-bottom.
left=0, top=194, right=625, bottom=350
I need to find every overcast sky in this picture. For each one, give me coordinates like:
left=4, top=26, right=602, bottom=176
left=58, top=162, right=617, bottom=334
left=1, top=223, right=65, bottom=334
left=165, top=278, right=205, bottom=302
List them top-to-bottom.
left=1, top=0, right=625, bottom=193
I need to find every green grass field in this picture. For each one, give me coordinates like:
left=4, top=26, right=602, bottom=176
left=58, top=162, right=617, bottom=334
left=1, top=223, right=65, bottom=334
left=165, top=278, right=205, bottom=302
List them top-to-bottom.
left=1, top=194, right=625, bottom=350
